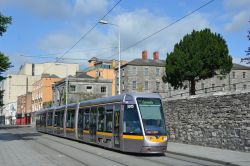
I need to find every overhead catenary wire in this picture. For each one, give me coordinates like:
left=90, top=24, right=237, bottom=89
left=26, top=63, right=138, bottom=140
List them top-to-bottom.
left=42, top=0, right=122, bottom=74
left=58, top=0, right=122, bottom=61
left=103, top=0, right=215, bottom=61
left=20, top=46, right=117, bottom=63
left=21, top=46, right=117, bottom=59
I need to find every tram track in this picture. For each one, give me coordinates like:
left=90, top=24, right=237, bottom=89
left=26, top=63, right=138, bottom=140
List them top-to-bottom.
left=14, top=127, right=224, bottom=166
left=12, top=128, right=90, bottom=166
left=15, top=128, right=132, bottom=166
left=37, top=132, right=221, bottom=166
left=40, top=133, right=168, bottom=166
left=42, top=133, right=224, bottom=166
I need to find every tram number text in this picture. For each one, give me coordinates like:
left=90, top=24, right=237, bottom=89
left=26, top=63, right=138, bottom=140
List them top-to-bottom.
left=127, top=105, right=134, bottom=109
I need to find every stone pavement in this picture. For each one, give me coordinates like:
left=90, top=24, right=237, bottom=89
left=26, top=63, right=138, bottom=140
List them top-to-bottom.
left=167, top=142, right=250, bottom=166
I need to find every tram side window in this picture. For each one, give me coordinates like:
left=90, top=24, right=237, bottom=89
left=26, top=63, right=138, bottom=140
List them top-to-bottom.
left=123, top=104, right=142, bottom=135
left=105, top=105, right=113, bottom=132
left=98, top=106, right=105, bottom=132
left=78, top=108, right=84, bottom=130
left=83, top=108, right=90, bottom=130
left=66, top=109, right=75, bottom=128
left=54, top=110, right=64, bottom=128
left=47, top=111, right=53, bottom=126
left=41, top=114, right=46, bottom=127
left=36, top=115, right=40, bottom=126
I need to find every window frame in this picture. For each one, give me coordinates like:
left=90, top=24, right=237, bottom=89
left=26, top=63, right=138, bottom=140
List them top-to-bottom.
left=144, top=67, right=149, bottom=76
left=132, top=81, right=137, bottom=90
left=101, top=86, right=106, bottom=93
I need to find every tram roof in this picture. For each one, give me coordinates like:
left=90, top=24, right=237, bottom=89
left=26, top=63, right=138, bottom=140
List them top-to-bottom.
left=79, top=92, right=161, bottom=107
left=35, top=93, right=161, bottom=114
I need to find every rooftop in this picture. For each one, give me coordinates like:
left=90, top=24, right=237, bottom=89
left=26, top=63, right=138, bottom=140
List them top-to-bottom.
left=232, top=63, right=250, bottom=70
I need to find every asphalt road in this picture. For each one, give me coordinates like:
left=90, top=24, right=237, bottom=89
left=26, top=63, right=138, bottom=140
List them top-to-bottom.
left=0, top=127, right=224, bottom=166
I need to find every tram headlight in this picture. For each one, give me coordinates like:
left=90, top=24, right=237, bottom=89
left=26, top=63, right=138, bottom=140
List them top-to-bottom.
left=163, top=136, right=168, bottom=141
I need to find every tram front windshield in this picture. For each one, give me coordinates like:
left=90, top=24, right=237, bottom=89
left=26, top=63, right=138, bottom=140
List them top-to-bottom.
left=137, top=98, right=167, bottom=135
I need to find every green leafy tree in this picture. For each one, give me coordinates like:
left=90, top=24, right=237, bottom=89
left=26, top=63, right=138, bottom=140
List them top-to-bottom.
left=0, top=13, right=12, bottom=107
left=241, top=21, right=250, bottom=63
left=163, top=28, right=232, bottom=95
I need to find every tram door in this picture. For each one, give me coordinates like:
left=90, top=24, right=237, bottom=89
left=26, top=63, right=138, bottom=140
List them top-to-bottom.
left=113, top=105, right=120, bottom=148
left=90, top=107, right=97, bottom=142
left=77, top=108, right=84, bottom=140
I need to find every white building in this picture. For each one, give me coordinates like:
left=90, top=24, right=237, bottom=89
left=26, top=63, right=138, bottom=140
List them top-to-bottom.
left=0, top=62, right=79, bottom=125
left=18, top=63, right=79, bottom=78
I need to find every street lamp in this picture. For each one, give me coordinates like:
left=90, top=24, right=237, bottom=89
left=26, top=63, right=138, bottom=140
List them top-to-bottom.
left=99, top=19, right=121, bottom=95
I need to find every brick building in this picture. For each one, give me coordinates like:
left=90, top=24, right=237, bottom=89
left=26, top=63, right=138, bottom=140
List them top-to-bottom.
left=85, top=57, right=127, bottom=96
left=32, top=74, right=62, bottom=112
left=16, top=93, right=32, bottom=125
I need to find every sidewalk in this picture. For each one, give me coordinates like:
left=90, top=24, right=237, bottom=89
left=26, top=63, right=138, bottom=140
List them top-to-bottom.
left=167, top=142, right=250, bottom=166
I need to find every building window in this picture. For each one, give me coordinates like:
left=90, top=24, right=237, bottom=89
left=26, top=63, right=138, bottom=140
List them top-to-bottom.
left=133, top=67, right=137, bottom=75
left=122, top=68, right=125, bottom=77
left=144, top=68, right=149, bottom=76
left=156, top=68, right=160, bottom=76
left=96, top=71, right=102, bottom=77
left=232, top=72, right=235, bottom=79
left=243, top=72, right=246, bottom=78
left=116, top=76, right=119, bottom=85
left=132, top=81, right=136, bottom=90
left=144, top=81, right=149, bottom=90
left=156, top=81, right=160, bottom=91
left=122, top=82, right=125, bottom=91
left=201, top=83, right=204, bottom=90
left=212, top=84, right=215, bottom=90
left=221, top=84, right=226, bottom=91
left=233, top=84, right=236, bottom=91
left=243, top=84, right=247, bottom=90
left=69, top=85, right=76, bottom=92
left=86, top=86, right=92, bottom=92
left=101, top=86, right=106, bottom=93
left=168, top=86, right=172, bottom=97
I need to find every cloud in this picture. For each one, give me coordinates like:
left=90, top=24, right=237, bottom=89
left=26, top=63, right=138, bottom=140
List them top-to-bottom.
left=0, top=0, right=109, bottom=19
left=0, top=0, right=72, bottom=19
left=73, top=0, right=108, bottom=16
left=223, top=0, right=250, bottom=32
left=224, top=0, right=250, bottom=10
left=38, top=8, right=211, bottom=64
left=112, top=9, right=210, bottom=60
left=225, top=11, right=250, bottom=32
left=38, top=26, right=115, bottom=66
left=4, top=52, right=32, bottom=74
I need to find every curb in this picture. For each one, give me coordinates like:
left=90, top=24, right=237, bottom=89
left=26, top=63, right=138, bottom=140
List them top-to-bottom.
left=0, top=125, right=32, bottom=129
left=167, top=150, right=240, bottom=166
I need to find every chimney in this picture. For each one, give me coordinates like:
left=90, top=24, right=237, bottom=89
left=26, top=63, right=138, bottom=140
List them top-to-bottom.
left=142, top=50, right=148, bottom=60
left=153, top=51, right=159, bottom=60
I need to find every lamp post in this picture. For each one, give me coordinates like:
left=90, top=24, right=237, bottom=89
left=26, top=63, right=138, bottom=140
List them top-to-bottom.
left=99, top=20, right=121, bottom=95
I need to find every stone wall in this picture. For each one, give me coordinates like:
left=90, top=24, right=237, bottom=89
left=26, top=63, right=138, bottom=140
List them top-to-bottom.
left=163, top=92, right=250, bottom=152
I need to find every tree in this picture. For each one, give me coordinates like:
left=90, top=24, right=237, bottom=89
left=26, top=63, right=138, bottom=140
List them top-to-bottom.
left=0, top=13, right=12, bottom=107
left=241, top=21, right=250, bottom=63
left=163, top=28, right=232, bottom=95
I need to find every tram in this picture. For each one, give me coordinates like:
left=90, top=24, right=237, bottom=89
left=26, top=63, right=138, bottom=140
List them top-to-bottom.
left=36, top=93, right=168, bottom=153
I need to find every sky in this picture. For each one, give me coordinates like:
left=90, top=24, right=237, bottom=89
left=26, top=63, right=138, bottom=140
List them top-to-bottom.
left=0, top=0, right=249, bottom=74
